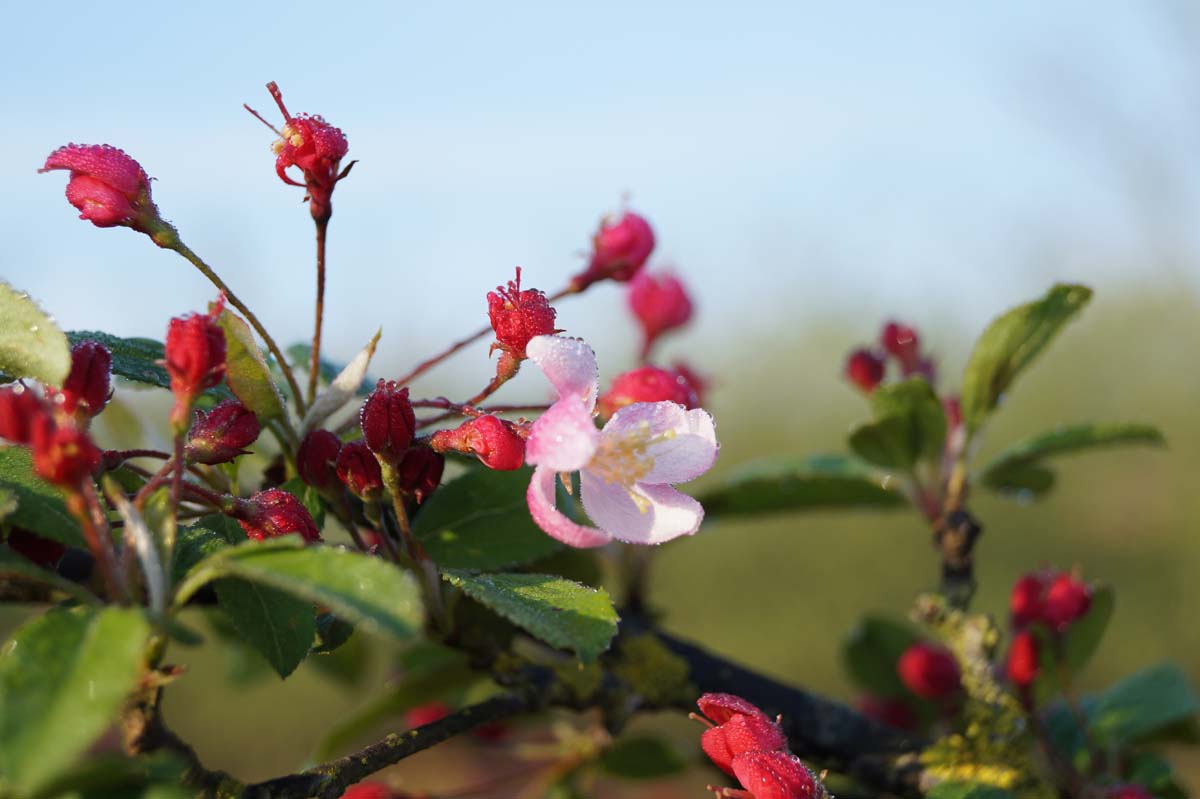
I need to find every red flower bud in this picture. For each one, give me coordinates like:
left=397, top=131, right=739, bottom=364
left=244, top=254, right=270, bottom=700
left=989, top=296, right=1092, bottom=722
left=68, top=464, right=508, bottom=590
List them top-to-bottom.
left=249, top=82, right=351, bottom=224
left=39, top=144, right=174, bottom=242
left=571, top=211, right=655, bottom=290
left=487, top=268, right=557, bottom=360
left=628, top=270, right=693, bottom=356
left=165, top=300, right=227, bottom=428
left=880, top=321, right=921, bottom=369
left=56, top=340, right=112, bottom=418
left=844, top=348, right=885, bottom=393
left=672, top=361, right=711, bottom=406
left=597, top=365, right=699, bottom=420
left=360, top=380, right=415, bottom=464
left=0, top=386, right=46, bottom=444
left=185, top=401, right=260, bottom=465
left=430, top=415, right=526, bottom=471
left=30, top=416, right=101, bottom=487
left=298, top=429, right=343, bottom=493
left=336, top=441, right=385, bottom=502
left=393, top=447, right=445, bottom=503
left=236, top=488, right=320, bottom=543
left=6, top=529, right=67, bottom=569
left=1009, top=573, right=1048, bottom=629
left=1043, top=573, right=1092, bottom=631
left=1006, top=630, right=1040, bottom=689
left=897, top=642, right=961, bottom=700
left=696, top=693, right=766, bottom=726
left=856, top=694, right=918, bottom=731
left=404, top=701, right=450, bottom=729
left=701, top=711, right=788, bottom=777
left=729, top=750, right=824, bottom=799
left=338, top=783, right=392, bottom=799
left=1106, top=785, right=1154, bottom=799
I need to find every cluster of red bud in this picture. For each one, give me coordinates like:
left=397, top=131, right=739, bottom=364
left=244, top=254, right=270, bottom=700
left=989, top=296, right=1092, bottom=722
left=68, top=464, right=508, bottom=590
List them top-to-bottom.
left=844, top=320, right=937, bottom=394
left=1004, top=568, right=1093, bottom=696
left=692, top=693, right=827, bottom=799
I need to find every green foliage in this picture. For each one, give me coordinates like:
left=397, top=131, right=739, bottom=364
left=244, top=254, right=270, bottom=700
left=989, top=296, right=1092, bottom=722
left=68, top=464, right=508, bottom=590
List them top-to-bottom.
left=0, top=282, right=71, bottom=387
left=960, top=283, right=1092, bottom=436
left=216, top=308, right=287, bottom=421
left=67, top=330, right=172, bottom=391
left=868, top=377, right=947, bottom=464
left=849, top=415, right=922, bottom=471
left=979, top=423, right=1164, bottom=498
left=0, top=447, right=83, bottom=547
left=698, top=453, right=907, bottom=517
left=414, top=468, right=562, bottom=569
left=176, top=538, right=422, bottom=639
left=0, top=545, right=100, bottom=605
left=443, top=570, right=618, bottom=662
left=214, top=579, right=315, bottom=679
left=1061, top=585, right=1113, bottom=677
left=0, top=607, right=150, bottom=795
left=842, top=615, right=921, bottom=699
left=1088, top=662, right=1199, bottom=747
left=599, top=735, right=686, bottom=779
left=24, top=752, right=190, bottom=799
left=926, top=783, right=1015, bottom=799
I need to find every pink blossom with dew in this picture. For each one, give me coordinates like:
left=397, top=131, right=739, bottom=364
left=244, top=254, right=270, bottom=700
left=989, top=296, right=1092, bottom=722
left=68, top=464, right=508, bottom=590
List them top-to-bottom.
left=523, top=335, right=718, bottom=547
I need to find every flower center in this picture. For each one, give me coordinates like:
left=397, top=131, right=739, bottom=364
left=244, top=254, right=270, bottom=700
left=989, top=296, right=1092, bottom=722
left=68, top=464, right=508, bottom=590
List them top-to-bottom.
left=587, top=421, right=677, bottom=512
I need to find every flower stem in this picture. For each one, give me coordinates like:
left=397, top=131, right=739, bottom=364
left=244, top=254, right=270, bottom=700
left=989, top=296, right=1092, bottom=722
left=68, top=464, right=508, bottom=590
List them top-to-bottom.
left=308, top=219, right=329, bottom=404
left=167, top=240, right=307, bottom=413
left=68, top=482, right=127, bottom=603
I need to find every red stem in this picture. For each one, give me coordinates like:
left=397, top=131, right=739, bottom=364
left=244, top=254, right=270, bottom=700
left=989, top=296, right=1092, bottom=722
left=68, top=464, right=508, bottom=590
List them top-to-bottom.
left=307, top=220, right=328, bottom=404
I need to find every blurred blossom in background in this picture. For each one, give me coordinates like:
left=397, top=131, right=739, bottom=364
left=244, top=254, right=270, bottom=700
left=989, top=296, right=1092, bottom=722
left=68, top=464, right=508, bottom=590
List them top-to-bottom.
left=3, top=0, right=1200, bottom=789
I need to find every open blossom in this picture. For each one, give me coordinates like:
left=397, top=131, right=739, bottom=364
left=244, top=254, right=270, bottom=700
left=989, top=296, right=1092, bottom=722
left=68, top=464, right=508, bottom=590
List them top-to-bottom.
left=249, top=82, right=351, bottom=223
left=38, top=145, right=168, bottom=234
left=487, top=267, right=557, bottom=360
left=523, top=335, right=718, bottom=547
left=694, top=693, right=787, bottom=777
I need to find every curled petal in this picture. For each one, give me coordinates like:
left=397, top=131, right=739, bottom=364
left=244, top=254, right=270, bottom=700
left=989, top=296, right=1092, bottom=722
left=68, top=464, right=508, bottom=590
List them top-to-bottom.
left=40, top=144, right=147, bottom=198
left=64, top=175, right=137, bottom=227
left=526, top=335, right=599, bottom=411
left=525, top=396, right=599, bottom=473
left=601, top=402, right=718, bottom=484
left=526, top=467, right=611, bottom=548
left=579, top=471, right=703, bottom=545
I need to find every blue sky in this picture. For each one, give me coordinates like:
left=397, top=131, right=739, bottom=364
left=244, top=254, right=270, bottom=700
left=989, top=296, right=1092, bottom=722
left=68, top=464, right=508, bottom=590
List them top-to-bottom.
left=3, top=0, right=1198, bottom=385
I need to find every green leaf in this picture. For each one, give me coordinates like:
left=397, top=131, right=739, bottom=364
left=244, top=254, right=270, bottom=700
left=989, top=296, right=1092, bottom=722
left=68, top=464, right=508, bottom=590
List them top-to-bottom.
left=0, top=282, right=71, bottom=386
left=960, top=283, right=1093, bottom=435
left=216, top=308, right=287, bottom=421
left=67, top=330, right=170, bottom=391
left=869, top=378, right=947, bottom=464
left=848, top=415, right=919, bottom=471
left=979, top=423, right=1164, bottom=498
left=0, top=447, right=83, bottom=547
left=699, top=454, right=907, bottom=517
left=413, top=468, right=561, bottom=570
left=0, top=487, right=17, bottom=524
left=171, top=519, right=229, bottom=585
left=177, top=539, right=421, bottom=639
left=0, top=546, right=100, bottom=606
left=444, top=571, right=618, bottom=662
left=215, top=579, right=316, bottom=679
left=1062, top=585, right=1113, bottom=676
left=0, top=607, right=151, bottom=795
left=312, top=612, right=356, bottom=654
left=842, top=615, right=921, bottom=699
left=1089, top=663, right=1199, bottom=747
left=599, top=735, right=686, bottom=779
left=27, top=752, right=188, bottom=799
left=926, top=783, right=1015, bottom=799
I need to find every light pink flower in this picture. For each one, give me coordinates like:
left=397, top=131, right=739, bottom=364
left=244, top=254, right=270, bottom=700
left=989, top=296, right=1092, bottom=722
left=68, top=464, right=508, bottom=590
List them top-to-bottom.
left=524, top=335, right=718, bottom=547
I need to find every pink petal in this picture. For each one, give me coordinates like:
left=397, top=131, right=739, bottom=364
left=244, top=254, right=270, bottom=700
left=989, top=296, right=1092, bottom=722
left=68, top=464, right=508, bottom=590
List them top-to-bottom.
left=40, top=144, right=147, bottom=198
left=526, top=335, right=599, bottom=411
left=525, top=396, right=599, bottom=473
left=600, top=402, right=718, bottom=484
left=526, top=466, right=611, bottom=548
left=579, top=471, right=704, bottom=545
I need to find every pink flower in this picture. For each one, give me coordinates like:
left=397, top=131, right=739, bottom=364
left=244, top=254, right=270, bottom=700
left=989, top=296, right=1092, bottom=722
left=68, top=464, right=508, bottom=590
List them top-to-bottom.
left=39, top=144, right=175, bottom=244
left=523, top=335, right=718, bottom=547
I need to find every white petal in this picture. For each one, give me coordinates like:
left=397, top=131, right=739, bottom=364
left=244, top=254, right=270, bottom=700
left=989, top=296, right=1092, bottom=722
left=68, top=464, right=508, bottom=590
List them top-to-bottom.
left=301, top=328, right=381, bottom=435
left=526, top=335, right=599, bottom=411
left=525, top=396, right=600, bottom=472
left=601, top=402, right=718, bottom=484
left=526, top=466, right=612, bottom=548
left=580, top=470, right=704, bottom=545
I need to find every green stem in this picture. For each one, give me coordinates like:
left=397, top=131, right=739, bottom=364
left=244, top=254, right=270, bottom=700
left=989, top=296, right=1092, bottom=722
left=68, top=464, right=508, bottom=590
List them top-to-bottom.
left=308, top=220, right=328, bottom=405
left=167, top=240, right=307, bottom=414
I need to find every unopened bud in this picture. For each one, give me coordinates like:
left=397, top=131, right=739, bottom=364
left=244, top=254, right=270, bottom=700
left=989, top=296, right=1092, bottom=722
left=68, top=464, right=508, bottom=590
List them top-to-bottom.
left=571, top=211, right=655, bottom=290
left=628, top=270, right=693, bottom=356
left=57, top=340, right=112, bottom=418
left=844, top=348, right=885, bottom=393
left=597, top=365, right=698, bottom=420
left=360, top=380, right=415, bottom=464
left=185, top=401, right=260, bottom=464
left=430, top=415, right=526, bottom=471
left=30, top=416, right=101, bottom=487
left=297, top=429, right=343, bottom=493
left=336, top=441, right=384, bottom=501
left=393, top=447, right=445, bottom=503
left=235, top=488, right=320, bottom=543
left=897, top=642, right=961, bottom=700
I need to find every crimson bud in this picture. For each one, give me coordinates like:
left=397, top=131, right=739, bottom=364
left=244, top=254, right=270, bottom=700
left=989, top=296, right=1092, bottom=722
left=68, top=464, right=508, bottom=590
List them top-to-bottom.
left=571, top=211, right=655, bottom=290
left=487, top=267, right=557, bottom=360
left=628, top=270, right=693, bottom=357
left=165, top=300, right=227, bottom=430
left=880, top=321, right=920, bottom=369
left=57, top=340, right=112, bottom=418
left=844, top=348, right=885, bottom=393
left=597, top=365, right=699, bottom=420
left=360, top=380, right=415, bottom=464
left=0, top=386, right=46, bottom=444
left=185, top=401, right=260, bottom=464
left=430, top=415, right=526, bottom=471
left=30, top=416, right=101, bottom=487
left=297, top=429, right=343, bottom=493
left=336, top=441, right=385, bottom=502
left=393, top=447, right=445, bottom=503
left=236, top=488, right=320, bottom=543
left=1009, top=573, right=1047, bottom=629
left=1043, top=573, right=1092, bottom=631
left=1006, top=630, right=1040, bottom=689
left=897, top=642, right=961, bottom=700
left=856, top=694, right=918, bottom=731
left=403, top=701, right=450, bottom=729
left=701, top=712, right=788, bottom=777
left=727, top=750, right=825, bottom=799
left=338, top=784, right=392, bottom=799
left=1106, top=785, right=1154, bottom=799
